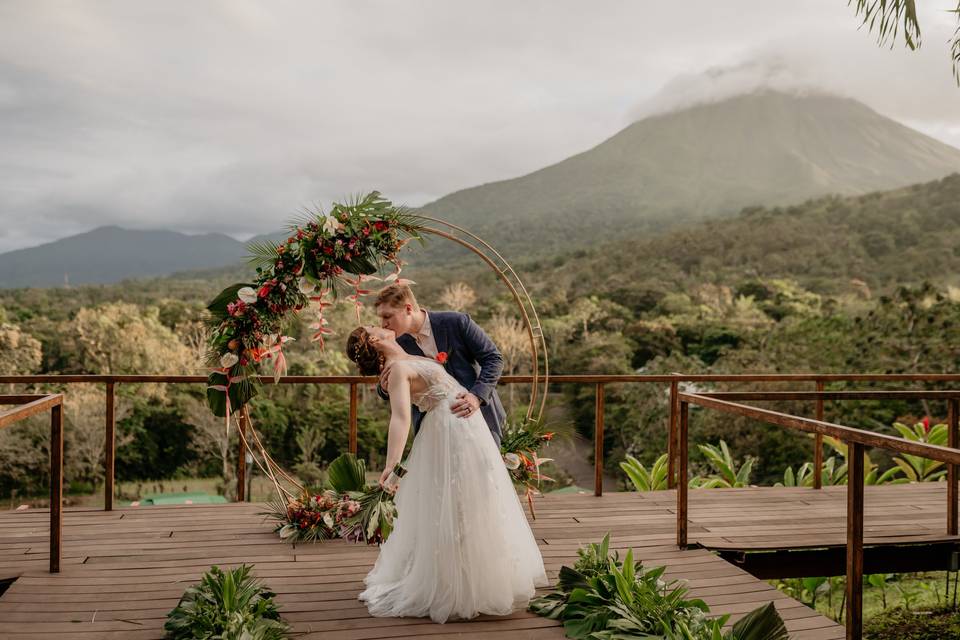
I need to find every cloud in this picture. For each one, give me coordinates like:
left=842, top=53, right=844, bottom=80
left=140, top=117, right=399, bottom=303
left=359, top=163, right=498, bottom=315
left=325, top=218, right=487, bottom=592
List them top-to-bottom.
left=0, top=0, right=958, bottom=254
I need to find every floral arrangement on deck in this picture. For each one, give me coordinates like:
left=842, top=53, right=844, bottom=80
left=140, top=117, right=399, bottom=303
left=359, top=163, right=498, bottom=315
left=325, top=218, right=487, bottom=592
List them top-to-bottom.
left=205, top=192, right=424, bottom=418
left=500, top=420, right=555, bottom=519
left=261, top=453, right=397, bottom=545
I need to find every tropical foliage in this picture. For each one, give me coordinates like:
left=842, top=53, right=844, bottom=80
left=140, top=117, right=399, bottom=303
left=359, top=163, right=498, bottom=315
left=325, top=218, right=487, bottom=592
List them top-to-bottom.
left=849, top=0, right=960, bottom=83
left=891, top=420, right=949, bottom=482
left=689, top=440, right=755, bottom=489
left=261, top=453, right=396, bottom=545
left=620, top=453, right=670, bottom=491
left=529, top=534, right=789, bottom=639
left=164, top=564, right=289, bottom=640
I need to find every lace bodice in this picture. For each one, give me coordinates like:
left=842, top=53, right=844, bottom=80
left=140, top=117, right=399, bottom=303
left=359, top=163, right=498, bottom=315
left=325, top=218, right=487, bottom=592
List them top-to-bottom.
left=402, top=358, right=463, bottom=412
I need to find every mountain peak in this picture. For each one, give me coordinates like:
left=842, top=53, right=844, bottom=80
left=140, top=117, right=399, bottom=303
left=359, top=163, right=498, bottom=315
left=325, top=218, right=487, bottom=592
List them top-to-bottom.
left=420, top=90, right=960, bottom=260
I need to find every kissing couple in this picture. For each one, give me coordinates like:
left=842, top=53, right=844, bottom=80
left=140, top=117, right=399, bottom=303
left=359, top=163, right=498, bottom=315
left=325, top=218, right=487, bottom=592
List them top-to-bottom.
left=345, top=283, right=548, bottom=623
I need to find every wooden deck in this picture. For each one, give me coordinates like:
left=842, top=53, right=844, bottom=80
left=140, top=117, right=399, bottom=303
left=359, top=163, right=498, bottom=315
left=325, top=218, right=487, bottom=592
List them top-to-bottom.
left=9, top=487, right=937, bottom=640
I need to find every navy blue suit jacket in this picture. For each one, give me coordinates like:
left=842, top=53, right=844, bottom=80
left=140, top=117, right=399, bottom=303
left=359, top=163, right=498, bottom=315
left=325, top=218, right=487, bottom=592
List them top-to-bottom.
left=380, top=311, right=506, bottom=447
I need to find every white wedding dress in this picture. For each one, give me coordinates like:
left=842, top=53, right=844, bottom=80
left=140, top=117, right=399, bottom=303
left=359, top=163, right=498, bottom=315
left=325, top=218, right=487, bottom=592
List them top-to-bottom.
left=358, top=358, right=549, bottom=623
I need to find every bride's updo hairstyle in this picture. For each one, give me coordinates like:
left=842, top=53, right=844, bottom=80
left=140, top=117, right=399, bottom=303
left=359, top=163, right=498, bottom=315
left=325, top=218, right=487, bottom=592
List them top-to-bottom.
left=346, top=327, right=385, bottom=376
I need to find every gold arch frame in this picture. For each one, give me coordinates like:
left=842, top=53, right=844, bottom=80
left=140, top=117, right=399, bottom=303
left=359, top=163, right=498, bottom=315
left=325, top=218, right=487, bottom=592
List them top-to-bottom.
left=238, top=215, right=549, bottom=505
left=415, top=215, right=549, bottom=425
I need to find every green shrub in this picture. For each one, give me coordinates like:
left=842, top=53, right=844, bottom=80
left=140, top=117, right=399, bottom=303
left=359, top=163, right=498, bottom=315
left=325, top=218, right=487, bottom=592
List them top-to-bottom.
left=529, top=533, right=789, bottom=639
left=164, top=565, right=290, bottom=640
left=864, top=606, right=960, bottom=640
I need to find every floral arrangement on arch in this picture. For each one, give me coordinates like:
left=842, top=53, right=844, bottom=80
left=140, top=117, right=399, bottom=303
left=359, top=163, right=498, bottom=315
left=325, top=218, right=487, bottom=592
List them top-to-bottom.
left=205, top=192, right=425, bottom=418
left=500, top=420, right=555, bottom=519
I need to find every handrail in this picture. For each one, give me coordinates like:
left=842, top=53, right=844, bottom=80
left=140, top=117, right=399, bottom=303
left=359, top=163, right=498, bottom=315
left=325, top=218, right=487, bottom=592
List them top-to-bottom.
left=3, top=372, right=960, bottom=503
left=4, top=372, right=960, bottom=384
left=675, top=390, right=960, bottom=640
left=680, top=392, right=960, bottom=465
left=0, top=394, right=64, bottom=574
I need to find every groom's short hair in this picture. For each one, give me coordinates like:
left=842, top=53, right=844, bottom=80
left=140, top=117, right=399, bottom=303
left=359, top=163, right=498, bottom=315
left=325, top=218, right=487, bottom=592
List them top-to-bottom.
left=376, top=283, right=418, bottom=309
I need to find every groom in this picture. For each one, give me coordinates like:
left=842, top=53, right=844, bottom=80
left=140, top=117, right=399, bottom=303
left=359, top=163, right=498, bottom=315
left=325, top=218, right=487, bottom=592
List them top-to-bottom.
left=375, top=283, right=507, bottom=447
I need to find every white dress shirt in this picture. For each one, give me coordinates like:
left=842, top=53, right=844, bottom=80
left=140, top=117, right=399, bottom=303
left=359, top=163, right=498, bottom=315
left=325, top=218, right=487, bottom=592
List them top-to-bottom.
left=413, top=311, right=439, bottom=358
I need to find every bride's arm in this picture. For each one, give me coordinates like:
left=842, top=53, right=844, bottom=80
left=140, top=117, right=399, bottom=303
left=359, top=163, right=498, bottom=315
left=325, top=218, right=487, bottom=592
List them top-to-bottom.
left=383, top=364, right=413, bottom=473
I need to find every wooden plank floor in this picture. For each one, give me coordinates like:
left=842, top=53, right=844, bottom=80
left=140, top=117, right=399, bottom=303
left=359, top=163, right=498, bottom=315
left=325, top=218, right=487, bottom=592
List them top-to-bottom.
left=0, top=490, right=854, bottom=640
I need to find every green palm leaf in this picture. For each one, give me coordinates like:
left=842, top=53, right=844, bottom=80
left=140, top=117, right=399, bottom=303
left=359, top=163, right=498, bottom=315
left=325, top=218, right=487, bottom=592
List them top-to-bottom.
left=327, top=453, right=366, bottom=492
left=725, top=601, right=788, bottom=639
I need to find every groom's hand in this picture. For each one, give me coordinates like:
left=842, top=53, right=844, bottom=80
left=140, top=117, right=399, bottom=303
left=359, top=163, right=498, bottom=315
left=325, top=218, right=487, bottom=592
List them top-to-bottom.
left=451, top=391, right=480, bottom=418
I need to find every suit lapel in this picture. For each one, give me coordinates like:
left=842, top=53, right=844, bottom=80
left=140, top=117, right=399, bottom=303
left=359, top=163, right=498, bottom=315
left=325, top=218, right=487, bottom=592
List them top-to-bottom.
left=433, top=314, right=450, bottom=357
left=397, top=333, right=425, bottom=357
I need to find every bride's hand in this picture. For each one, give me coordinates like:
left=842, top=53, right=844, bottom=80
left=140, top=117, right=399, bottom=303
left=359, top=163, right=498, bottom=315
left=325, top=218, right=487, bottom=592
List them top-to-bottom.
left=378, top=466, right=397, bottom=493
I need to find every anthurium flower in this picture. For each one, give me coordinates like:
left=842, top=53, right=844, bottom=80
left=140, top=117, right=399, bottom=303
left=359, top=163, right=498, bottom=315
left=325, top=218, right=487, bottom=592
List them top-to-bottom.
left=322, top=215, right=344, bottom=235
left=298, top=277, right=316, bottom=293
left=237, top=287, right=257, bottom=304
left=219, top=352, right=239, bottom=369
left=503, top=453, right=521, bottom=470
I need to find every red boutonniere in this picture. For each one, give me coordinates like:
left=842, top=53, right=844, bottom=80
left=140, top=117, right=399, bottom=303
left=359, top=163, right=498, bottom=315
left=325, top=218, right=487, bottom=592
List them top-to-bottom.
left=436, top=352, right=448, bottom=365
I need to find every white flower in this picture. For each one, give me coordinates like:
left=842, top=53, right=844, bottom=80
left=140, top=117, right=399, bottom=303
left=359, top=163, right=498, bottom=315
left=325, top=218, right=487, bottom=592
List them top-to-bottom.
left=322, top=215, right=344, bottom=235
left=298, top=277, right=316, bottom=294
left=237, top=287, right=257, bottom=304
left=220, top=352, right=239, bottom=369
left=503, top=453, right=521, bottom=470
left=278, top=524, right=298, bottom=540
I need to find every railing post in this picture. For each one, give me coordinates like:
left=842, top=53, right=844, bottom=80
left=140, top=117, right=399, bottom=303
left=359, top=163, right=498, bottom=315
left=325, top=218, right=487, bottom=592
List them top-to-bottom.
left=668, top=378, right=679, bottom=489
left=814, top=380, right=824, bottom=489
left=104, top=381, right=116, bottom=511
left=349, top=382, right=358, bottom=455
left=594, top=382, right=605, bottom=496
left=949, top=399, right=959, bottom=536
left=677, top=400, right=689, bottom=549
left=50, top=403, right=63, bottom=574
left=236, top=408, right=247, bottom=502
left=846, top=441, right=865, bottom=640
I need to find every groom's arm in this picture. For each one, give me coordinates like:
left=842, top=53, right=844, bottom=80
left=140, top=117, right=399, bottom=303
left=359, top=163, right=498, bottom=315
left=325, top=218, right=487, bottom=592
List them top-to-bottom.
left=459, top=313, right=504, bottom=406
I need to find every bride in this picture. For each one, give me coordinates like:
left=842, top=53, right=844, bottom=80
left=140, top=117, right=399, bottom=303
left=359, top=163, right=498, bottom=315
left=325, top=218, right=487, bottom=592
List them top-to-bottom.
left=346, top=325, right=549, bottom=623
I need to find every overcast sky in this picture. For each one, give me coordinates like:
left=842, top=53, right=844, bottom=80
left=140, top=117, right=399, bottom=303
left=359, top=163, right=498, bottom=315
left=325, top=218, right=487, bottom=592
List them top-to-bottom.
left=1, top=1, right=959, bottom=253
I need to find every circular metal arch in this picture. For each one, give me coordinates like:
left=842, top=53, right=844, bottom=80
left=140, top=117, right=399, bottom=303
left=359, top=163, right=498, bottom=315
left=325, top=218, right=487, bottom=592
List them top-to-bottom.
left=414, top=216, right=549, bottom=425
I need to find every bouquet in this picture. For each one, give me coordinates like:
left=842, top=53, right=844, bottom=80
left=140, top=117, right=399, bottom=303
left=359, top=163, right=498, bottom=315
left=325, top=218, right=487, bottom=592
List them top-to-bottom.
left=500, top=420, right=555, bottom=519
left=261, top=453, right=397, bottom=545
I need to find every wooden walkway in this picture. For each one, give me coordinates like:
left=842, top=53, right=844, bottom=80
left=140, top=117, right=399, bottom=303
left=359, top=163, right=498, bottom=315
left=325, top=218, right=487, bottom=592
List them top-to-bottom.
left=0, top=488, right=902, bottom=640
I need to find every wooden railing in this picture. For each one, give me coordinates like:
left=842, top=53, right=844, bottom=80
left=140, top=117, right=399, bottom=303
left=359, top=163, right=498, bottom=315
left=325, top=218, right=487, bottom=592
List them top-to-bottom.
left=3, top=373, right=960, bottom=506
left=676, top=390, right=960, bottom=640
left=0, top=394, right=64, bottom=573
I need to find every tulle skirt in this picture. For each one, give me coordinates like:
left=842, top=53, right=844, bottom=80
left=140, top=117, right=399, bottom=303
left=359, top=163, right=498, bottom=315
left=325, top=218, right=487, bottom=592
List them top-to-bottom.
left=358, top=397, right=549, bottom=623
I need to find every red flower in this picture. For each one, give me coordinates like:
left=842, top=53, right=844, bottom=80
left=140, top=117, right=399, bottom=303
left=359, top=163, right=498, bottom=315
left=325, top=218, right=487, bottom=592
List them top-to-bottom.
left=374, top=221, right=388, bottom=232
left=257, top=283, right=273, bottom=299
left=436, top=351, right=448, bottom=364
left=923, top=416, right=931, bottom=432
left=542, top=432, right=555, bottom=441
